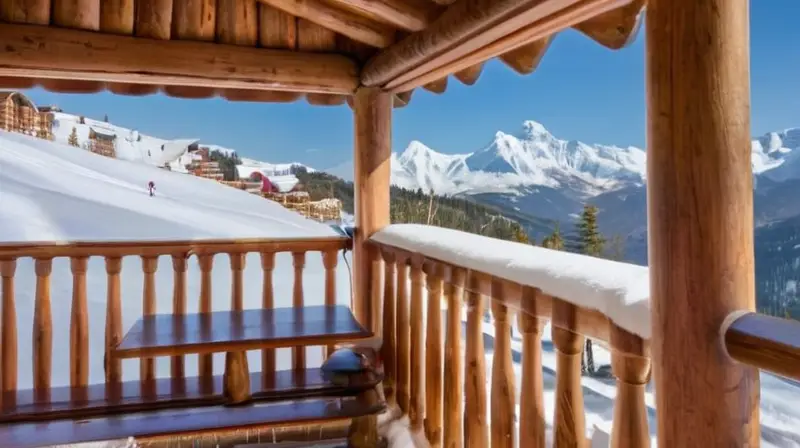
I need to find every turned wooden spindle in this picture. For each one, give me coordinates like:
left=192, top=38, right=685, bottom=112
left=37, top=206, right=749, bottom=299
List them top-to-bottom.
left=323, top=250, right=339, bottom=357
left=381, top=251, right=397, bottom=404
left=261, top=252, right=276, bottom=386
left=292, top=252, right=306, bottom=372
left=370, top=252, right=383, bottom=335
left=229, top=253, right=246, bottom=311
left=171, top=254, right=188, bottom=379
left=197, top=254, right=214, bottom=384
left=70, top=256, right=89, bottom=389
left=141, top=256, right=158, bottom=383
left=409, top=256, right=425, bottom=431
left=104, top=257, right=123, bottom=384
left=1, top=258, right=18, bottom=395
left=33, top=258, right=53, bottom=397
left=395, top=258, right=411, bottom=414
left=425, top=263, right=444, bottom=447
left=443, top=267, right=466, bottom=448
left=464, top=272, right=489, bottom=448
left=490, top=280, right=516, bottom=448
left=519, top=287, right=546, bottom=448
left=552, top=300, right=587, bottom=448
left=610, top=324, right=651, bottom=448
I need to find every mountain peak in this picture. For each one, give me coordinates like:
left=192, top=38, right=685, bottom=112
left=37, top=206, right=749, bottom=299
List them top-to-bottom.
left=521, top=120, right=551, bottom=138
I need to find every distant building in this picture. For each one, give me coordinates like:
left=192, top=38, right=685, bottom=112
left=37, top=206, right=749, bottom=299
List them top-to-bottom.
left=0, top=91, right=54, bottom=140
left=38, top=105, right=62, bottom=113
left=87, top=127, right=117, bottom=158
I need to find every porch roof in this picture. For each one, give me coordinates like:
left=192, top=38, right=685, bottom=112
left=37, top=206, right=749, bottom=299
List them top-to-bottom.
left=0, top=0, right=644, bottom=107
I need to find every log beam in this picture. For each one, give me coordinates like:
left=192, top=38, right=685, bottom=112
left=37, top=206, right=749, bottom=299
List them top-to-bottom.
left=257, top=0, right=395, bottom=48
left=326, top=0, right=441, bottom=32
left=362, top=0, right=631, bottom=91
left=646, top=0, right=758, bottom=445
left=0, top=23, right=359, bottom=94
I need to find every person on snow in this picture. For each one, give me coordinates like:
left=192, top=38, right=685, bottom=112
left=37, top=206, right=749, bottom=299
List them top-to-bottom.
left=147, top=181, right=156, bottom=197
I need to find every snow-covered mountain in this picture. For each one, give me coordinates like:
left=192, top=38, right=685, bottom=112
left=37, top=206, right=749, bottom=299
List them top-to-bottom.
left=329, top=120, right=800, bottom=201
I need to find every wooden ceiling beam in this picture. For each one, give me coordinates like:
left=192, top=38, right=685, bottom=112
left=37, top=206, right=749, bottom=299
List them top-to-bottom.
left=257, top=0, right=395, bottom=48
left=326, top=0, right=442, bottom=32
left=362, top=0, right=632, bottom=89
left=377, top=0, right=632, bottom=93
left=572, top=0, right=645, bottom=49
left=0, top=23, right=359, bottom=95
left=498, top=37, right=552, bottom=74
left=453, top=63, right=484, bottom=85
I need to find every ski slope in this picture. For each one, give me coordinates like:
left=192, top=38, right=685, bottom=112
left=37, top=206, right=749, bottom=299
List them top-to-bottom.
left=1, top=131, right=799, bottom=447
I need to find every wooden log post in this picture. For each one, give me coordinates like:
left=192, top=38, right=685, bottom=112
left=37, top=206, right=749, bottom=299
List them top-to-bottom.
left=646, top=0, right=758, bottom=445
left=353, top=86, right=391, bottom=332
left=260, top=251, right=276, bottom=387
left=380, top=251, right=397, bottom=404
left=230, top=252, right=245, bottom=311
left=171, top=254, right=188, bottom=380
left=70, top=256, right=89, bottom=389
left=141, top=256, right=158, bottom=384
left=409, top=256, right=425, bottom=432
left=104, top=257, right=123, bottom=385
left=1, top=258, right=18, bottom=397
left=33, top=258, right=53, bottom=399
left=395, top=258, right=411, bottom=414
left=425, top=264, right=444, bottom=447
left=443, top=267, right=465, bottom=448
left=464, top=272, right=489, bottom=448
left=490, top=280, right=516, bottom=448
left=518, top=287, right=545, bottom=448
left=552, top=300, right=586, bottom=447
left=610, top=325, right=651, bottom=448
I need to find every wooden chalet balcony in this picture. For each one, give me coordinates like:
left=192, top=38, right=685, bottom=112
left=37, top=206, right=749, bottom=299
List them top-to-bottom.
left=369, top=224, right=800, bottom=447
left=0, top=236, right=387, bottom=448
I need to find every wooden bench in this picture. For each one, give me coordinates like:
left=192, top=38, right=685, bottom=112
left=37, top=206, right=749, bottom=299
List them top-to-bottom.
left=0, top=305, right=386, bottom=448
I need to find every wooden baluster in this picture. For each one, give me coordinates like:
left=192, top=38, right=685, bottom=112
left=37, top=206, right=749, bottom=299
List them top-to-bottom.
left=323, top=250, right=339, bottom=357
left=380, top=251, right=396, bottom=404
left=261, top=252, right=276, bottom=386
left=292, top=252, right=306, bottom=373
left=370, top=252, right=383, bottom=335
left=230, top=253, right=245, bottom=311
left=171, top=254, right=188, bottom=379
left=197, top=254, right=214, bottom=386
left=141, top=256, right=158, bottom=384
left=409, top=256, right=425, bottom=431
left=70, top=257, right=89, bottom=389
left=104, top=257, right=123, bottom=385
left=1, top=258, right=18, bottom=398
left=33, top=258, right=53, bottom=400
left=395, top=258, right=411, bottom=414
left=425, top=263, right=444, bottom=447
left=443, top=267, right=466, bottom=448
left=464, top=272, right=489, bottom=448
left=490, top=280, right=516, bottom=448
left=519, top=287, right=546, bottom=448
left=552, top=300, right=586, bottom=447
left=610, top=325, right=651, bottom=448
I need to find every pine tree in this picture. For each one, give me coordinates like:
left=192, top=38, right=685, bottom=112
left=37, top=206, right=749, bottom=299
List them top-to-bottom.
left=104, top=114, right=109, bottom=123
left=68, top=127, right=79, bottom=147
left=577, top=204, right=605, bottom=375
left=542, top=222, right=564, bottom=250
left=513, top=227, right=530, bottom=244
left=606, top=234, right=626, bottom=261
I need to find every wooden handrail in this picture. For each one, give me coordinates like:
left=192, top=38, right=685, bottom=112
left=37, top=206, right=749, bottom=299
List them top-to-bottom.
left=373, top=239, right=651, bottom=447
left=724, top=312, right=800, bottom=381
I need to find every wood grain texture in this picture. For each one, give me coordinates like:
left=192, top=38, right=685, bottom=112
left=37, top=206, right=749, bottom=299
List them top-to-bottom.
left=0, top=0, right=51, bottom=24
left=52, top=0, right=99, bottom=30
left=99, top=0, right=134, bottom=34
left=135, top=0, right=173, bottom=39
left=172, top=0, right=217, bottom=41
left=216, top=0, right=258, bottom=46
left=326, top=0, right=441, bottom=32
left=573, top=0, right=644, bottom=49
left=646, top=0, right=759, bottom=445
left=258, top=3, right=297, bottom=49
left=0, top=24, right=359, bottom=95
left=499, top=38, right=551, bottom=74
left=260, top=251, right=277, bottom=385
left=292, top=252, right=307, bottom=372
left=380, top=252, right=397, bottom=403
left=197, top=253, right=214, bottom=385
left=170, top=255, right=188, bottom=379
left=140, top=256, right=159, bottom=383
left=69, top=257, right=89, bottom=389
left=104, top=257, right=123, bottom=385
left=408, top=258, right=425, bottom=430
left=1, top=259, right=18, bottom=395
left=32, top=259, right=53, bottom=395
left=395, top=261, right=411, bottom=414
left=425, top=264, right=444, bottom=447
left=442, top=267, right=465, bottom=448
left=464, top=272, right=489, bottom=448
left=490, top=281, right=516, bottom=448
left=518, top=287, right=545, bottom=448
left=552, top=300, right=586, bottom=447
left=115, top=305, right=373, bottom=358
left=725, top=312, right=800, bottom=381
left=610, top=324, right=650, bottom=448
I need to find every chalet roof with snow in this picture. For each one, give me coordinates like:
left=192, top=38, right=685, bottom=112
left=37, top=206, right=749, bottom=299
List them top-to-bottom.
left=0, top=0, right=644, bottom=107
left=88, top=127, right=117, bottom=141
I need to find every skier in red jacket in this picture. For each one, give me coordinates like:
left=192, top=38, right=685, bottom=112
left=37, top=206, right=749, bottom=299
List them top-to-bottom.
left=147, top=181, right=156, bottom=197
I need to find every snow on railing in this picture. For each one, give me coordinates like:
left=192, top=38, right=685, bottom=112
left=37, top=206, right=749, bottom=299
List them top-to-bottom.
left=370, top=224, right=651, bottom=447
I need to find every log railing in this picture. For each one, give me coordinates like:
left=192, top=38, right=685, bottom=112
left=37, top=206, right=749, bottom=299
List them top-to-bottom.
left=0, top=237, right=349, bottom=415
left=372, top=240, right=652, bottom=448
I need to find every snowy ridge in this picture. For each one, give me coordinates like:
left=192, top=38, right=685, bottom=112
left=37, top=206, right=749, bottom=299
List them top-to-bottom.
left=328, top=120, right=800, bottom=199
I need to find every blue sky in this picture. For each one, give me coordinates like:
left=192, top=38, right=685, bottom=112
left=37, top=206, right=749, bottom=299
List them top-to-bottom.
left=23, top=1, right=799, bottom=170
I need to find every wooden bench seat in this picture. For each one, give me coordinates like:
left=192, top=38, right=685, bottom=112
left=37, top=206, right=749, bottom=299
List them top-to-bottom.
left=114, top=305, right=373, bottom=358
left=0, top=368, right=382, bottom=423
left=0, top=389, right=385, bottom=448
